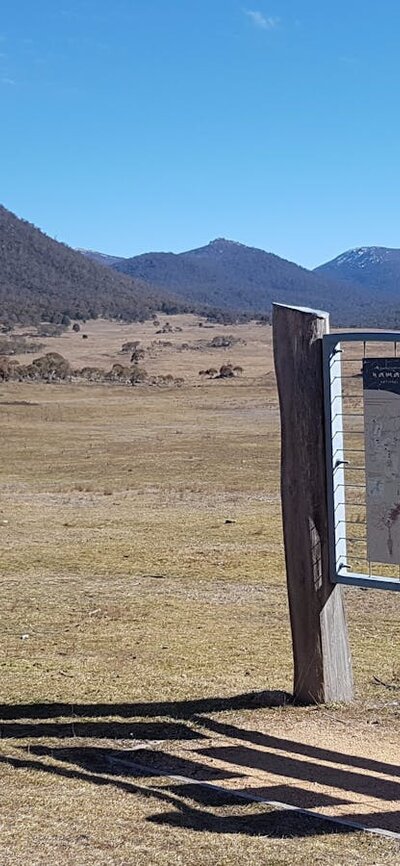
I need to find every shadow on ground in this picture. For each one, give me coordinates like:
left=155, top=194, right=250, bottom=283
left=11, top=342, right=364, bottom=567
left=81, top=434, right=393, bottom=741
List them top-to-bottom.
left=0, top=690, right=398, bottom=837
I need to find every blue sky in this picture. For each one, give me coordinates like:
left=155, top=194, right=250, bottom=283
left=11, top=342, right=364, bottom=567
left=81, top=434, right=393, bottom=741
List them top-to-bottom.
left=1, top=1, right=400, bottom=268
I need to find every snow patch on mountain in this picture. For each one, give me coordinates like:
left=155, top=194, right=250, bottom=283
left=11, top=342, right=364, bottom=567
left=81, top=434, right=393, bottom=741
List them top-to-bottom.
left=331, top=247, right=393, bottom=269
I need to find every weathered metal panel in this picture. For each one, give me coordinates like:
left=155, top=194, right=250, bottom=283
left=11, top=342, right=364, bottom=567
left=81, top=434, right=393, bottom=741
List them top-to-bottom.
left=323, top=332, right=400, bottom=591
left=363, top=358, right=400, bottom=564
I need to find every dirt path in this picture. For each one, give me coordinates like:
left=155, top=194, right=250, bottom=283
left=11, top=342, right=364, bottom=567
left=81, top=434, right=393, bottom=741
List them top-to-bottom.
left=154, top=711, right=400, bottom=834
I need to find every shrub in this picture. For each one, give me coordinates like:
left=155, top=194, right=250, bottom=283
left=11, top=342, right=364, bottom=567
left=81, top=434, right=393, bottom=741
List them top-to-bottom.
left=156, top=321, right=174, bottom=334
left=72, top=322, right=81, bottom=333
left=37, top=323, right=66, bottom=337
left=207, top=334, right=245, bottom=349
left=0, top=337, right=43, bottom=356
left=121, top=340, right=141, bottom=353
left=151, top=340, right=172, bottom=348
left=130, top=348, right=145, bottom=363
left=14, top=352, right=72, bottom=381
left=31, top=352, right=72, bottom=381
left=0, top=358, right=12, bottom=380
left=105, top=363, right=132, bottom=382
left=218, top=363, right=235, bottom=378
left=130, top=364, right=147, bottom=385
left=79, top=366, right=103, bottom=382
left=199, top=368, right=218, bottom=378
left=149, top=373, right=179, bottom=386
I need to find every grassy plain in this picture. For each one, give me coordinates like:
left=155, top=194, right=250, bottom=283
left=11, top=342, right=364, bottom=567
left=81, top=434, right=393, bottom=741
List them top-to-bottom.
left=0, top=315, right=399, bottom=865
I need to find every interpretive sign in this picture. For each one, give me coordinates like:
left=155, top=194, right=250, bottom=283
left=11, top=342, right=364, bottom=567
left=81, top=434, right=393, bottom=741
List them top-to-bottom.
left=323, top=331, right=400, bottom=591
left=363, top=358, right=400, bottom=564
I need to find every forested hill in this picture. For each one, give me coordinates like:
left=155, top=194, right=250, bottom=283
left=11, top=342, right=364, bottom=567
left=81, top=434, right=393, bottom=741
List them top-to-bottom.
left=0, top=206, right=188, bottom=327
left=108, top=238, right=378, bottom=326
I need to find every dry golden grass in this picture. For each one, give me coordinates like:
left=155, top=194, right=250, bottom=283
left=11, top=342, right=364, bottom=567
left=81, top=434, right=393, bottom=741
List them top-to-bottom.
left=13, top=314, right=273, bottom=381
left=0, top=315, right=399, bottom=865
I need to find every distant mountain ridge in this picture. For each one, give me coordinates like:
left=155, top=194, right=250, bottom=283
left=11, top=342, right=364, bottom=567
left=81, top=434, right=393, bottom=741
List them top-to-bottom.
left=3, top=202, right=400, bottom=328
left=0, top=206, right=189, bottom=326
left=100, top=237, right=373, bottom=325
left=315, top=246, right=400, bottom=295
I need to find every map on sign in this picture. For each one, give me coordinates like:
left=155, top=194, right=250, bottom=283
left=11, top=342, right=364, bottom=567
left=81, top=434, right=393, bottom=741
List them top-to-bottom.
left=363, top=358, right=400, bottom=564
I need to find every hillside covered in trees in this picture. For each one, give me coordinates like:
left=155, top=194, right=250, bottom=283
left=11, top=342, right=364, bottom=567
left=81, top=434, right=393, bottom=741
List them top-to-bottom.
left=0, top=206, right=189, bottom=327
left=108, top=238, right=380, bottom=325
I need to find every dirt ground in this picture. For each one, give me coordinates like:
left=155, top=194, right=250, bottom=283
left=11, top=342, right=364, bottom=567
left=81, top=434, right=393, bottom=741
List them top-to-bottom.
left=0, top=315, right=399, bottom=865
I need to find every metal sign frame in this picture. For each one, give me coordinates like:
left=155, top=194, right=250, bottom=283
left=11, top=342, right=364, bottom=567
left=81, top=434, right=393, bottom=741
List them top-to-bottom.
left=323, top=330, right=400, bottom=592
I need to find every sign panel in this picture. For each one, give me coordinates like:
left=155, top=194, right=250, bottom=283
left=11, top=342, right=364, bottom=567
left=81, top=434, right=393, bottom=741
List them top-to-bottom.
left=363, top=358, right=400, bottom=564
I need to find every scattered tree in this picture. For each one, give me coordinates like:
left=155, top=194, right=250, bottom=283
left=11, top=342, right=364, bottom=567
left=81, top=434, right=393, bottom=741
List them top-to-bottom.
left=37, top=323, right=67, bottom=337
left=207, top=334, right=245, bottom=349
left=0, top=337, right=43, bottom=355
left=121, top=340, right=140, bottom=353
left=130, top=347, right=145, bottom=363
left=218, top=363, right=235, bottom=378
left=130, top=364, right=148, bottom=385
left=198, top=367, right=218, bottom=378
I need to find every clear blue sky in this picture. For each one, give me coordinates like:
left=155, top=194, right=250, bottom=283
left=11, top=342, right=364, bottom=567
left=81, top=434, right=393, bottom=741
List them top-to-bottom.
left=1, top=1, right=400, bottom=268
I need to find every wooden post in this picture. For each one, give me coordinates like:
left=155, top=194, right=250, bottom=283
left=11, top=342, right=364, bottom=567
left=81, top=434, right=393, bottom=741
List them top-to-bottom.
left=273, top=303, right=353, bottom=704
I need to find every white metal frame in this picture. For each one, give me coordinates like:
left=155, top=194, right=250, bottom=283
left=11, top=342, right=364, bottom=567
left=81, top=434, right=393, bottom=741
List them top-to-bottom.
left=323, top=331, right=400, bottom=591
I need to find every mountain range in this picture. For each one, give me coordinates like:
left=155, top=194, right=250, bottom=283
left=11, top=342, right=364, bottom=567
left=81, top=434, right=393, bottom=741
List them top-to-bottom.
left=1, top=202, right=400, bottom=327
left=82, top=238, right=400, bottom=327
left=110, top=238, right=361, bottom=320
